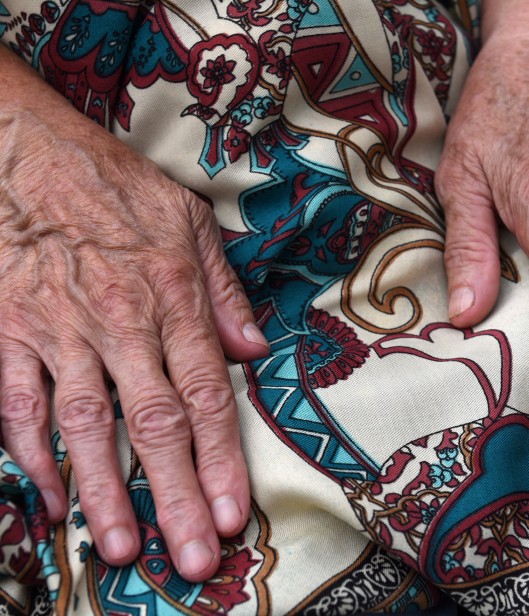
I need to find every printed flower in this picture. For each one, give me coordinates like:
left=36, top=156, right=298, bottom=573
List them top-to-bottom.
left=227, top=0, right=271, bottom=27
left=416, top=28, right=449, bottom=63
left=187, top=34, right=259, bottom=111
left=266, top=47, right=291, bottom=89
left=201, top=54, right=236, bottom=89
left=253, top=96, right=276, bottom=119
left=231, top=102, right=253, bottom=126
left=182, top=104, right=217, bottom=121
left=223, top=126, right=251, bottom=162
left=258, top=127, right=277, bottom=149
left=304, top=308, right=369, bottom=389
left=437, top=447, right=458, bottom=467
left=428, top=455, right=466, bottom=488
left=390, top=497, right=441, bottom=532
left=197, top=545, right=259, bottom=615
left=441, top=551, right=461, bottom=573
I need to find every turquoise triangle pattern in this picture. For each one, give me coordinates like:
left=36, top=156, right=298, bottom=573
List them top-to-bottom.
left=0, top=1, right=9, bottom=38
left=331, top=54, right=377, bottom=93
left=273, top=355, right=298, bottom=380
left=261, top=386, right=294, bottom=412
left=291, top=398, right=321, bottom=423
left=331, top=444, right=358, bottom=465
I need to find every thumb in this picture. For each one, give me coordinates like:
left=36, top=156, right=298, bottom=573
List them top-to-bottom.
left=436, top=163, right=501, bottom=328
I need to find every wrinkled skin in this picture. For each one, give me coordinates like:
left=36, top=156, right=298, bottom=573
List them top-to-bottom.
left=1, top=0, right=528, bottom=588
left=436, top=1, right=529, bottom=329
left=0, top=47, right=268, bottom=583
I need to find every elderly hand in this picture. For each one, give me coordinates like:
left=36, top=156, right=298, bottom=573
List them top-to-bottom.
left=435, top=0, right=529, bottom=328
left=0, top=46, right=268, bottom=582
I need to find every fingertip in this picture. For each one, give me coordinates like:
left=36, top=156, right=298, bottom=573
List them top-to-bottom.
left=447, top=270, right=501, bottom=328
left=448, top=286, right=475, bottom=321
left=218, top=321, right=270, bottom=362
left=242, top=323, right=269, bottom=349
left=41, top=488, right=68, bottom=523
left=211, top=495, right=247, bottom=537
left=101, top=526, right=141, bottom=566
left=177, top=540, right=219, bottom=582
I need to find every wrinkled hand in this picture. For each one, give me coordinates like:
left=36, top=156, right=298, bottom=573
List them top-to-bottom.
left=436, top=26, right=529, bottom=327
left=0, top=97, right=268, bottom=582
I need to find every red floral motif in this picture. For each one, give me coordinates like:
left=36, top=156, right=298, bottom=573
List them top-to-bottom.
left=227, top=0, right=272, bottom=27
left=379, top=1, right=457, bottom=102
left=415, top=28, right=451, bottom=64
left=187, top=34, right=260, bottom=114
left=265, top=46, right=291, bottom=90
left=201, top=54, right=236, bottom=89
left=223, top=126, right=251, bottom=163
left=304, top=308, right=369, bottom=389
left=389, top=495, right=443, bottom=533
left=194, top=541, right=259, bottom=615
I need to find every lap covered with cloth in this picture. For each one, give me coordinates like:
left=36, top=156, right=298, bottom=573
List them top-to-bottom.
left=1, top=1, right=527, bottom=614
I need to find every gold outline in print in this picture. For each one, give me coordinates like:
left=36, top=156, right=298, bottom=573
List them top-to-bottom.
left=160, top=0, right=209, bottom=39
left=332, top=0, right=394, bottom=93
left=455, top=0, right=475, bottom=34
left=279, top=117, right=441, bottom=231
left=336, top=125, right=444, bottom=229
left=342, top=238, right=443, bottom=334
left=54, top=457, right=73, bottom=616
left=251, top=497, right=277, bottom=614
left=86, top=554, right=106, bottom=616
left=0, top=585, right=36, bottom=616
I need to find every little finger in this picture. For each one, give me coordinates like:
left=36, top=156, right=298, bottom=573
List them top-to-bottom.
left=0, top=345, right=67, bottom=522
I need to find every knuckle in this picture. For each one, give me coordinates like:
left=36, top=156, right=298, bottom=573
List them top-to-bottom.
left=436, top=153, right=485, bottom=211
left=444, top=235, right=496, bottom=271
left=154, top=263, right=202, bottom=305
left=212, top=268, right=247, bottom=309
left=95, top=280, right=145, bottom=320
left=162, top=296, right=211, bottom=340
left=0, top=304, right=42, bottom=342
left=179, top=376, right=234, bottom=419
left=1, top=388, right=45, bottom=429
left=56, top=391, right=113, bottom=436
left=127, top=396, right=189, bottom=446
left=8, top=446, right=51, bottom=475
left=196, top=449, right=243, bottom=480
left=77, top=480, right=116, bottom=515
left=156, top=496, right=203, bottom=532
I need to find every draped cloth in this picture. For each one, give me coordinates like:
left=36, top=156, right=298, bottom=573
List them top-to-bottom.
left=3, top=1, right=529, bottom=614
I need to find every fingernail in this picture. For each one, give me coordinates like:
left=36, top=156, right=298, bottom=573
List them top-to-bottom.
left=448, top=286, right=475, bottom=319
left=243, top=323, right=269, bottom=348
left=41, top=489, right=64, bottom=521
left=211, top=496, right=241, bottom=534
left=103, top=527, right=135, bottom=561
left=178, top=541, right=215, bottom=578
